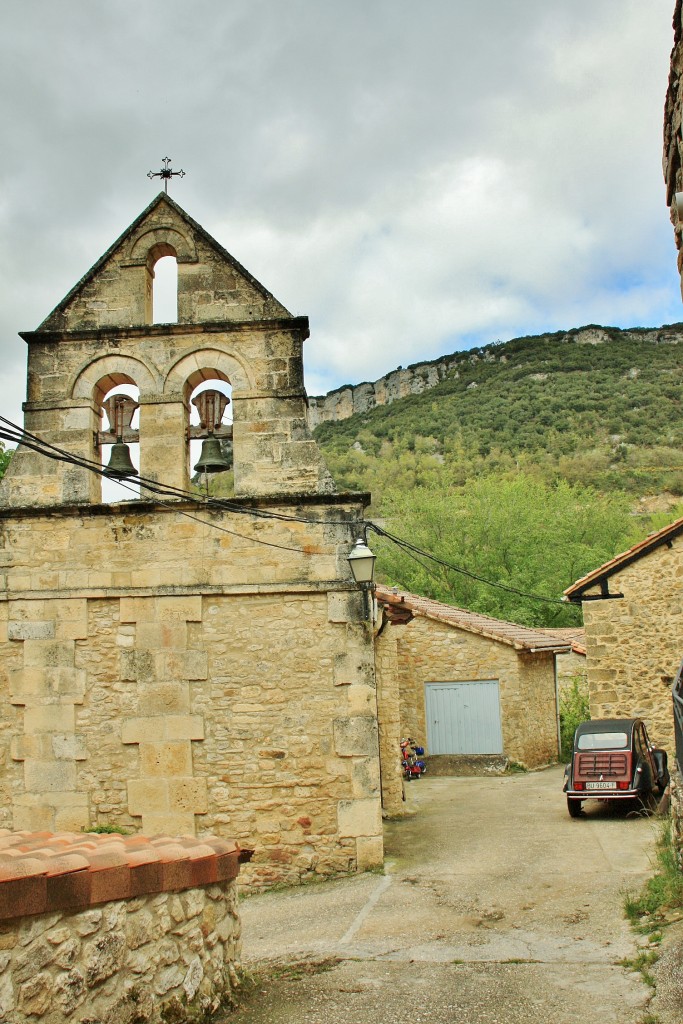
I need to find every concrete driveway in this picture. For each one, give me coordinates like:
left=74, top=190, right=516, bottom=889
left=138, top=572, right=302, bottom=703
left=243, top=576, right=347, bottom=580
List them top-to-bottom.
left=229, top=768, right=658, bottom=1023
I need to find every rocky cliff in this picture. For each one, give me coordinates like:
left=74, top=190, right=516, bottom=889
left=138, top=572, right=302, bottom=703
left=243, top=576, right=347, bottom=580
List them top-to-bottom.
left=308, top=324, right=683, bottom=428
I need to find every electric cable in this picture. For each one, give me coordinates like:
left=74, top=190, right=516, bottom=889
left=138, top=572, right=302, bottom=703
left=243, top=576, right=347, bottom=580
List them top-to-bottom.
left=0, top=415, right=567, bottom=604
left=368, top=523, right=566, bottom=606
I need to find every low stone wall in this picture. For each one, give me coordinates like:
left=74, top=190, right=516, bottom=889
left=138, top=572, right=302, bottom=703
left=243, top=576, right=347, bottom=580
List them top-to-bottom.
left=670, top=766, right=683, bottom=868
left=0, top=830, right=251, bottom=1024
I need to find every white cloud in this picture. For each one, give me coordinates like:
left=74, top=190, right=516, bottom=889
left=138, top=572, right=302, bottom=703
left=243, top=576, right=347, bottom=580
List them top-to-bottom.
left=0, top=0, right=680, bottom=429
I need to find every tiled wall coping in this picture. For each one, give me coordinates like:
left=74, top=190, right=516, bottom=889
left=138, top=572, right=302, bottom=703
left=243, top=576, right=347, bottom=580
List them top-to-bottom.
left=0, top=830, right=253, bottom=920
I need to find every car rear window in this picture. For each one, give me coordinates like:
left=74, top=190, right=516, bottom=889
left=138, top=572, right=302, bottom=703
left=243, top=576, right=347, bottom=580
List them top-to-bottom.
left=577, top=732, right=628, bottom=750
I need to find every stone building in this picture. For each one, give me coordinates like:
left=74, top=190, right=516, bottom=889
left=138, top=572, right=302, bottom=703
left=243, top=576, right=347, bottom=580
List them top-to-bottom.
left=0, top=192, right=386, bottom=887
left=564, top=516, right=683, bottom=753
left=374, top=585, right=572, bottom=769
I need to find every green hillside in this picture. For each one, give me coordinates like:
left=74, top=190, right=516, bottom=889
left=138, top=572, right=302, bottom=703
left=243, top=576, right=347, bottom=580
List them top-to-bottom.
left=315, top=325, right=683, bottom=499
left=314, top=326, right=683, bottom=627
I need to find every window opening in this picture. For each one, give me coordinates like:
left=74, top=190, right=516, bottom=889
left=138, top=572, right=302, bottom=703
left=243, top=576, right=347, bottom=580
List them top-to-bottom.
left=152, top=255, right=178, bottom=324
left=188, top=379, right=233, bottom=496
left=100, top=383, right=140, bottom=502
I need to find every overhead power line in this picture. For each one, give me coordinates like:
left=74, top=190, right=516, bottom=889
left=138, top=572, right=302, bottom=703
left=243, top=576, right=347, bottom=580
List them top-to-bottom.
left=0, top=416, right=566, bottom=605
left=368, top=523, right=566, bottom=606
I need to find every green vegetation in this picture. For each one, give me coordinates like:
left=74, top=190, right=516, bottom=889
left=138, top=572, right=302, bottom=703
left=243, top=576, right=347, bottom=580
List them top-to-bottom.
left=315, top=327, right=683, bottom=500
left=315, top=328, right=683, bottom=627
left=0, top=443, right=11, bottom=481
left=373, top=475, right=645, bottom=627
left=559, top=676, right=591, bottom=761
left=625, top=818, right=683, bottom=926
left=83, top=824, right=131, bottom=835
left=619, top=949, right=660, bottom=988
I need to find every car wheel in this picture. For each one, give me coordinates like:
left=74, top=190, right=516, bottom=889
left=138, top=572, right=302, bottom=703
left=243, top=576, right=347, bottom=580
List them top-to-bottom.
left=567, top=797, right=583, bottom=818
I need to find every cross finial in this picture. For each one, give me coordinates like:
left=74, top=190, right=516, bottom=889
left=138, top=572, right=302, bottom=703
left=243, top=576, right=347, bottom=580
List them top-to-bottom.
left=147, top=156, right=186, bottom=194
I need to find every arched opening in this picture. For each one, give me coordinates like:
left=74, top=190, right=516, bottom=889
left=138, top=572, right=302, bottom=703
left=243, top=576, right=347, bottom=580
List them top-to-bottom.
left=152, top=254, right=178, bottom=324
left=187, top=374, right=233, bottom=496
left=99, top=381, right=141, bottom=502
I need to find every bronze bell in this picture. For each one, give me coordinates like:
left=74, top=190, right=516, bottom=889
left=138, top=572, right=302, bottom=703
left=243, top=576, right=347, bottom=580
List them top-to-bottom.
left=193, top=436, right=231, bottom=474
left=104, top=441, right=137, bottom=478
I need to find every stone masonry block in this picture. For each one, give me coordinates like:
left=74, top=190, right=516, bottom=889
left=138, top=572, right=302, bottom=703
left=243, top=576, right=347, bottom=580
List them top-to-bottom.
left=327, top=592, right=356, bottom=624
left=157, top=597, right=202, bottom=622
left=52, top=598, right=88, bottom=640
left=7, top=621, right=55, bottom=641
left=136, top=621, right=187, bottom=650
left=22, top=640, right=75, bottom=669
left=120, top=649, right=156, bottom=682
left=155, top=650, right=208, bottom=681
left=10, top=666, right=86, bottom=699
left=137, top=682, right=191, bottom=716
left=345, top=685, right=375, bottom=716
left=23, top=705, right=76, bottom=733
left=122, top=714, right=204, bottom=744
left=165, top=715, right=205, bottom=741
left=333, top=716, right=379, bottom=757
left=52, top=733, right=88, bottom=760
left=10, top=734, right=52, bottom=761
left=138, top=741, right=193, bottom=778
left=351, top=756, right=381, bottom=798
left=23, top=759, right=77, bottom=794
left=168, top=777, right=208, bottom=813
left=128, top=778, right=170, bottom=816
left=337, top=797, right=382, bottom=839
left=12, top=798, right=56, bottom=832
left=140, top=811, right=198, bottom=835
left=355, top=835, right=384, bottom=870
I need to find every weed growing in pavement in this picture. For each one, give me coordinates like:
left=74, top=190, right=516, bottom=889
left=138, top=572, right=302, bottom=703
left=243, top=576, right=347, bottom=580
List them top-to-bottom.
left=624, top=818, right=683, bottom=927
left=619, top=949, right=660, bottom=988
left=638, top=1015, right=662, bottom=1024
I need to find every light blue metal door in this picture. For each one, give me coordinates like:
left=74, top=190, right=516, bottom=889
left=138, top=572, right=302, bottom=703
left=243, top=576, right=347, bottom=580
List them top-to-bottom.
left=425, top=680, right=503, bottom=754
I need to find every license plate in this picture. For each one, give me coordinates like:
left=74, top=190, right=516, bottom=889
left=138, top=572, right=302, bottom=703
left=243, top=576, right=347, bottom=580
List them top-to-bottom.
left=585, top=781, right=615, bottom=790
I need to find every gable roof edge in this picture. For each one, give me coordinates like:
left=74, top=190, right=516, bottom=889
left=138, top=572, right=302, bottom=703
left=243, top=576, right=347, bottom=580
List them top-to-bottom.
left=36, top=193, right=289, bottom=331
left=564, top=514, right=683, bottom=602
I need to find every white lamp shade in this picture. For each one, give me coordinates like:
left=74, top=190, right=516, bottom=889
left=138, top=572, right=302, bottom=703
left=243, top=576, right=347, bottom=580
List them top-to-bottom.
left=348, top=538, right=376, bottom=584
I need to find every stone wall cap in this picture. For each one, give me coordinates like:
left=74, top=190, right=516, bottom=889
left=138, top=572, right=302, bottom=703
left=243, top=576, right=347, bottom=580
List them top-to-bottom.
left=0, top=830, right=252, bottom=921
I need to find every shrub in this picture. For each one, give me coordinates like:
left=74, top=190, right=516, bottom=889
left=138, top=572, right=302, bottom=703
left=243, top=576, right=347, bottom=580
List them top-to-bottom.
left=559, top=675, right=590, bottom=761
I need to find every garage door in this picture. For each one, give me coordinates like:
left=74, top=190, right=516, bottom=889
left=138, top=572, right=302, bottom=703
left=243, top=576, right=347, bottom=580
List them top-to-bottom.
left=425, top=680, right=503, bottom=755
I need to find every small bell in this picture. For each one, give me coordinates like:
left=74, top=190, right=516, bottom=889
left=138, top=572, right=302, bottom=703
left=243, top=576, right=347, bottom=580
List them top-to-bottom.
left=193, top=436, right=231, bottom=474
left=104, top=441, right=137, bottom=478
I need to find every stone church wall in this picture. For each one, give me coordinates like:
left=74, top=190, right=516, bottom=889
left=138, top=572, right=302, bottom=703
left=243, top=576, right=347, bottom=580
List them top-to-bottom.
left=0, top=499, right=383, bottom=888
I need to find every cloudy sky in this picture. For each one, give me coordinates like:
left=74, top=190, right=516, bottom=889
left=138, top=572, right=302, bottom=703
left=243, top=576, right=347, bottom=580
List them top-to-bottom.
left=1, top=0, right=681, bottom=436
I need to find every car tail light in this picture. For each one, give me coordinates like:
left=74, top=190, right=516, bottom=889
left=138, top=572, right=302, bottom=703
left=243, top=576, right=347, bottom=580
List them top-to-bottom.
left=574, top=781, right=585, bottom=791
left=617, top=781, right=629, bottom=790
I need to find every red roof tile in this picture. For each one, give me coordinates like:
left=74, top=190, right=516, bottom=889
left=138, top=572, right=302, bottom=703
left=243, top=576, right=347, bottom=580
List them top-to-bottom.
left=375, top=584, right=573, bottom=653
left=0, top=831, right=252, bottom=922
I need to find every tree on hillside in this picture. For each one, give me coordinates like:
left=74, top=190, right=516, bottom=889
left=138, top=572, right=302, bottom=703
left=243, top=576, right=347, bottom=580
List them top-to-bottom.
left=0, top=444, right=11, bottom=481
left=374, top=475, right=639, bottom=628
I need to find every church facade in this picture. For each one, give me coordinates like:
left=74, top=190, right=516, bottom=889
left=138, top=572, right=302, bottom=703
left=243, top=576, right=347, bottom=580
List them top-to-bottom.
left=0, top=194, right=389, bottom=887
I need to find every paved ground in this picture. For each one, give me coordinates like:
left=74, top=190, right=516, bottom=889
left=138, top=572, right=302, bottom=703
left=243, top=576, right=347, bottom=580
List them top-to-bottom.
left=227, top=768, right=659, bottom=1023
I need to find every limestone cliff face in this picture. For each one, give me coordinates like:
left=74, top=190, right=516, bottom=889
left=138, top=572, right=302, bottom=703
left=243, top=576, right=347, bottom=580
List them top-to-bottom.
left=308, top=324, right=683, bottom=428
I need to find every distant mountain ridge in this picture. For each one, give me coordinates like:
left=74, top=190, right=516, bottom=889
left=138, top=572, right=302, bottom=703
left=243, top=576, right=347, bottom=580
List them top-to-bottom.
left=308, top=323, right=683, bottom=429
left=311, top=323, right=683, bottom=500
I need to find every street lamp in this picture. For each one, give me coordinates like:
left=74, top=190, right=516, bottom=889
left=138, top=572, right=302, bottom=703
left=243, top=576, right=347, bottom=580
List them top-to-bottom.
left=348, top=537, right=376, bottom=620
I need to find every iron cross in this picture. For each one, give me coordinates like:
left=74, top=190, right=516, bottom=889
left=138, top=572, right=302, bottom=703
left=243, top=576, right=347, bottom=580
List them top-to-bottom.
left=147, top=157, right=186, bottom=194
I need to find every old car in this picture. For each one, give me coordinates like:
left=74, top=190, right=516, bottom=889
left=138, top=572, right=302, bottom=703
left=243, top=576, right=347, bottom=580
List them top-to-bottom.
left=564, top=718, right=669, bottom=818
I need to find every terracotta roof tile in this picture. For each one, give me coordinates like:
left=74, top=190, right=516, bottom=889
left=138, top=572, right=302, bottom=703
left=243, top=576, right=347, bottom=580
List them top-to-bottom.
left=375, top=584, right=573, bottom=653
left=0, top=831, right=252, bottom=922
